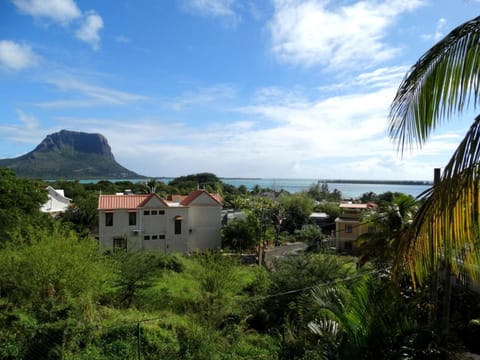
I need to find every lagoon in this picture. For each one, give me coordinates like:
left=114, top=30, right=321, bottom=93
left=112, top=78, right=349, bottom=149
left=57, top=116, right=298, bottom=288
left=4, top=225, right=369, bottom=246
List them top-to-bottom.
left=79, top=177, right=431, bottom=199
left=217, top=178, right=431, bottom=199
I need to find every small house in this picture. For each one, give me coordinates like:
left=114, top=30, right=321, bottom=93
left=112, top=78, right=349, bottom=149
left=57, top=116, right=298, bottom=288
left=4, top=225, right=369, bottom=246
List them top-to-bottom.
left=40, top=186, right=72, bottom=216
left=98, top=189, right=222, bottom=253
left=335, top=202, right=377, bottom=253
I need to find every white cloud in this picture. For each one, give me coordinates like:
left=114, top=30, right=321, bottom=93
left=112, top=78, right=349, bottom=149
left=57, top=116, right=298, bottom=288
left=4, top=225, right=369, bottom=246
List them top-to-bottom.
left=12, top=0, right=82, bottom=25
left=12, top=0, right=104, bottom=51
left=183, top=0, right=237, bottom=17
left=269, top=0, right=425, bottom=70
left=75, top=11, right=104, bottom=50
left=421, top=17, right=447, bottom=42
left=114, top=35, right=131, bottom=44
left=0, top=40, right=38, bottom=70
left=35, top=72, right=146, bottom=107
left=37, top=74, right=459, bottom=180
left=167, top=84, right=236, bottom=111
left=16, top=109, right=38, bottom=129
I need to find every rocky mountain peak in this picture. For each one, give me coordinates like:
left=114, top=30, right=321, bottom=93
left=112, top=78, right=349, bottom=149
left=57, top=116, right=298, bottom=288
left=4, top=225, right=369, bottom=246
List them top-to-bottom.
left=0, top=130, right=144, bottom=179
left=34, top=130, right=114, bottom=159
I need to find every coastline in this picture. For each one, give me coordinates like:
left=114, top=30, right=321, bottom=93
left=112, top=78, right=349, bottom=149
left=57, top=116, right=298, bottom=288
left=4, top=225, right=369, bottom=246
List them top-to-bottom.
left=219, top=178, right=432, bottom=186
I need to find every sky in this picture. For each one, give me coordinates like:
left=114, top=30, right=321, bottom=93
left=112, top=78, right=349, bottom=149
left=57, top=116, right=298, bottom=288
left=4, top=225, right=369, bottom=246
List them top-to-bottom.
left=1, top=0, right=479, bottom=181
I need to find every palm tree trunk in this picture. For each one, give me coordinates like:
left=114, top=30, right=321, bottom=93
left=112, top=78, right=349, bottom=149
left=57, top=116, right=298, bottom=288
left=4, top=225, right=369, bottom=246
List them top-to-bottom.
left=429, top=168, right=441, bottom=327
left=441, top=251, right=452, bottom=353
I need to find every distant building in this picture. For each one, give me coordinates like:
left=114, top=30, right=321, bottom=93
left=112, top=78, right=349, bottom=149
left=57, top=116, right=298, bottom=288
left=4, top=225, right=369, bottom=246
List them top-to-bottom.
left=40, top=186, right=72, bottom=216
left=98, top=189, right=222, bottom=253
left=335, top=202, right=377, bottom=253
left=221, top=209, right=247, bottom=226
left=309, top=211, right=328, bottom=227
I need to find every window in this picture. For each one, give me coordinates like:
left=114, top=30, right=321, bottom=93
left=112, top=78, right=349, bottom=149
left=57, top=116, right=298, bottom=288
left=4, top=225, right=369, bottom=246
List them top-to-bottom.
left=144, top=210, right=150, bottom=215
left=151, top=210, right=158, bottom=215
left=159, top=210, right=165, bottom=215
left=105, top=212, right=113, bottom=227
left=129, top=212, right=137, bottom=226
left=175, top=216, right=183, bottom=235
left=345, top=225, right=352, bottom=233
left=368, top=226, right=376, bottom=233
left=159, top=234, right=165, bottom=239
left=144, top=235, right=150, bottom=240
left=151, top=235, right=158, bottom=240
left=113, top=237, right=127, bottom=251
left=344, top=241, right=353, bottom=250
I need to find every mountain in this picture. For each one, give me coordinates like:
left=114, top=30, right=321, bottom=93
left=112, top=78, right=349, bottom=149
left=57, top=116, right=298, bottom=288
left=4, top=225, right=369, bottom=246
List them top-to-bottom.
left=0, top=130, right=145, bottom=179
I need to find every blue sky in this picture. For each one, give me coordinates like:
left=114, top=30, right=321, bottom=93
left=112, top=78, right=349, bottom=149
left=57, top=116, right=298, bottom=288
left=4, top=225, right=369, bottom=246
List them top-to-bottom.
left=1, top=0, right=479, bottom=180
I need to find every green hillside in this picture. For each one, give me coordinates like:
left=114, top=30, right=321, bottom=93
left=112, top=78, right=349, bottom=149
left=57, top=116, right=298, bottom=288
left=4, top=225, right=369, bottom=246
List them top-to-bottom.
left=0, top=130, right=144, bottom=179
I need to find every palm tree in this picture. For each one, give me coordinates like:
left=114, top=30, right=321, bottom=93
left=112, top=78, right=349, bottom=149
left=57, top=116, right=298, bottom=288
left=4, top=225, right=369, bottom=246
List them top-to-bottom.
left=389, top=15, right=480, bottom=286
left=356, top=193, right=416, bottom=269
left=307, top=271, right=432, bottom=359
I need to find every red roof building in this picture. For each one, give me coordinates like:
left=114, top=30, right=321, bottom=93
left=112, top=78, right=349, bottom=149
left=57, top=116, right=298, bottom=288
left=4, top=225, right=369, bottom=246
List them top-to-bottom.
left=98, top=190, right=223, bottom=253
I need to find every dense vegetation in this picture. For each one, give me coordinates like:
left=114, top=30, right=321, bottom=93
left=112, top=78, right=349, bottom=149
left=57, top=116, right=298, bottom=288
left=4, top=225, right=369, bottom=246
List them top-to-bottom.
left=0, top=169, right=479, bottom=359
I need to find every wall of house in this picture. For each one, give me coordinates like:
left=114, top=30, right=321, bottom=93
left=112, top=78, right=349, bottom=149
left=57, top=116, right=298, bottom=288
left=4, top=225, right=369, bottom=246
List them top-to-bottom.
left=40, top=189, right=71, bottom=213
left=98, top=191, right=223, bottom=254
left=187, top=206, right=221, bottom=252
left=99, top=207, right=190, bottom=253
left=164, top=208, right=189, bottom=253
left=99, top=209, right=132, bottom=249
left=335, top=214, right=370, bottom=252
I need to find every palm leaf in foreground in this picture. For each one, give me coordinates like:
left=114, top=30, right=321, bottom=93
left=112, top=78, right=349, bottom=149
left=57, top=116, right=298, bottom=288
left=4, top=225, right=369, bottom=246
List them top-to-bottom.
left=389, top=15, right=480, bottom=152
left=393, top=115, right=480, bottom=285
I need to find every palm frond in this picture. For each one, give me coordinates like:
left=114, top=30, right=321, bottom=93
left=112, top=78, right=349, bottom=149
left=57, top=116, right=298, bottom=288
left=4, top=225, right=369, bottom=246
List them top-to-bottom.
left=390, top=15, right=480, bottom=152
left=393, top=115, right=480, bottom=285
left=308, top=319, right=341, bottom=341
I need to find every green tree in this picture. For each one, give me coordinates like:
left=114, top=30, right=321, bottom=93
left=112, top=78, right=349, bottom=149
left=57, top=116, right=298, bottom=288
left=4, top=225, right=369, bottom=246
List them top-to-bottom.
left=389, top=15, right=480, bottom=285
left=389, top=16, right=480, bottom=354
left=0, top=168, right=51, bottom=245
left=0, top=168, right=48, bottom=214
left=169, top=172, right=222, bottom=193
left=307, top=182, right=342, bottom=202
left=60, top=190, right=99, bottom=236
left=277, top=193, right=315, bottom=234
left=356, top=193, right=416, bottom=269
left=239, top=195, right=276, bottom=246
left=271, top=203, right=286, bottom=246
left=221, top=216, right=257, bottom=252
left=294, top=224, right=325, bottom=248
left=0, top=225, right=109, bottom=359
left=111, top=251, right=179, bottom=307
left=191, top=251, right=242, bottom=329
left=261, top=253, right=357, bottom=358
left=307, top=274, right=435, bottom=359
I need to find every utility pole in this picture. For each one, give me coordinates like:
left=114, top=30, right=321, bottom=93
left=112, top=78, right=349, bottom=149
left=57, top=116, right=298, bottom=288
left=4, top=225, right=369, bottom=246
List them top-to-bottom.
left=137, top=322, right=142, bottom=360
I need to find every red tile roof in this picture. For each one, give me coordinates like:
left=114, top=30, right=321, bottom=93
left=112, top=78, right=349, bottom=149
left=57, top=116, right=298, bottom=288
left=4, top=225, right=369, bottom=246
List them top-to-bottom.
left=180, top=189, right=223, bottom=206
left=98, top=190, right=222, bottom=210
left=98, top=194, right=150, bottom=210
left=166, top=194, right=188, bottom=202
left=339, top=202, right=377, bottom=209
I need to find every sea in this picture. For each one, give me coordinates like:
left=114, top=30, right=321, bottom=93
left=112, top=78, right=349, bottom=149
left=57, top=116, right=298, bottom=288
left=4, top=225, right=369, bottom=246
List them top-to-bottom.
left=79, top=178, right=431, bottom=198
left=135, top=178, right=431, bottom=199
left=216, top=179, right=431, bottom=199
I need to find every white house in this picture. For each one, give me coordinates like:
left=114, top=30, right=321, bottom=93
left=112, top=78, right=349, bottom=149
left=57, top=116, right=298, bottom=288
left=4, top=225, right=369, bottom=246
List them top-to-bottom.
left=40, top=186, right=72, bottom=216
left=98, top=189, right=223, bottom=253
